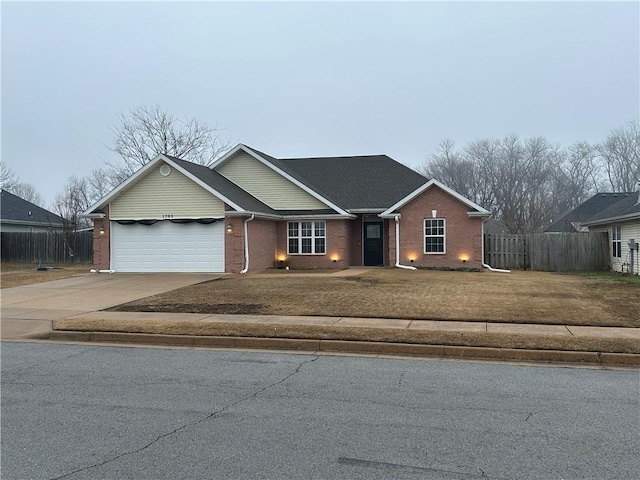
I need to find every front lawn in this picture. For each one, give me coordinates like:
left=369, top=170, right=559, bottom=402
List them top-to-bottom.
left=1, top=262, right=91, bottom=288
left=108, top=269, right=640, bottom=328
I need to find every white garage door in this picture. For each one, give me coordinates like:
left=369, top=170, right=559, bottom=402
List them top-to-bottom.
left=111, top=221, right=224, bottom=272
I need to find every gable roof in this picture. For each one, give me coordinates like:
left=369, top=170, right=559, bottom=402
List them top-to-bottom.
left=84, top=144, right=490, bottom=220
left=214, top=144, right=353, bottom=216
left=219, top=144, right=429, bottom=211
left=83, top=154, right=249, bottom=216
left=274, top=154, right=429, bottom=211
left=164, top=156, right=276, bottom=215
left=380, top=179, right=491, bottom=218
left=1, top=190, right=64, bottom=226
left=581, top=191, right=640, bottom=226
left=545, top=192, right=639, bottom=231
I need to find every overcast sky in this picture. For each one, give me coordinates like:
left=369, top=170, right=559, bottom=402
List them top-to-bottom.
left=2, top=1, right=638, bottom=208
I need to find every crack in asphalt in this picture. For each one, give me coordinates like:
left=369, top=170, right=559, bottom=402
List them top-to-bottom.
left=4, top=346, right=97, bottom=376
left=48, top=355, right=320, bottom=480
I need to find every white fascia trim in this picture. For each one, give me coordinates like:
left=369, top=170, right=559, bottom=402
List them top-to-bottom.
left=209, top=143, right=246, bottom=169
left=213, top=144, right=352, bottom=217
left=82, top=154, right=246, bottom=216
left=82, top=154, right=166, bottom=216
left=380, top=179, right=490, bottom=217
left=348, top=208, right=386, bottom=214
left=224, top=211, right=355, bottom=220
left=224, top=211, right=281, bottom=220
left=467, top=211, right=491, bottom=218
left=82, top=213, right=106, bottom=219
left=280, top=213, right=356, bottom=220
left=582, top=213, right=640, bottom=227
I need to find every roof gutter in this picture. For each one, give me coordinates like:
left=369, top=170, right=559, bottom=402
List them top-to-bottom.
left=240, top=214, right=255, bottom=274
left=394, top=215, right=416, bottom=271
left=481, top=218, right=510, bottom=273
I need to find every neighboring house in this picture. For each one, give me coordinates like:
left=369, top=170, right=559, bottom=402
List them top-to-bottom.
left=83, top=144, right=490, bottom=273
left=0, top=190, right=64, bottom=232
left=546, top=190, right=640, bottom=274
left=544, top=193, right=634, bottom=233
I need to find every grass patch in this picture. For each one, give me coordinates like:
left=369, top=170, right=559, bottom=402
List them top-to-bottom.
left=1, top=262, right=92, bottom=288
left=108, top=269, right=640, bottom=328
left=53, top=319, right=640, bottom=354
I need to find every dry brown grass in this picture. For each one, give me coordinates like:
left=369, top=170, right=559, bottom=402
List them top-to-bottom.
left=1, top=262, right=92, bottom=289
left=109, top=269, right=640, bottom=327
left=53, top=319, right=640, bottom=354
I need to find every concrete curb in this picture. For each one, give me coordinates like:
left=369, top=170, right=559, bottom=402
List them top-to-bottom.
left=46, top=331, right=640, bottom=366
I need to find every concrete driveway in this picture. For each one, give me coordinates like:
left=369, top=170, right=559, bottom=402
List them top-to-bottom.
left=1, top=273, right=222, bottom=340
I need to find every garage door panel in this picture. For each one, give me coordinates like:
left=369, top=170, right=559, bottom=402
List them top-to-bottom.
left=111, top=221, right=224, bottom=272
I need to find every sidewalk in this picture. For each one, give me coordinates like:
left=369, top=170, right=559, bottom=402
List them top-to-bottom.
left=49, top=311, right=640, bottom=367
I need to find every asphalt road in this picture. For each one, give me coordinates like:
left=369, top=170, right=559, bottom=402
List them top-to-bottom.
left=2, top=343, right=638, bottom=480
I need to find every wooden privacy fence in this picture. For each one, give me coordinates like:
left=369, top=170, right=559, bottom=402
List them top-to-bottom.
left=1, top=231, right=93, bottom=263
left=484, top=232, right=609, bottom=272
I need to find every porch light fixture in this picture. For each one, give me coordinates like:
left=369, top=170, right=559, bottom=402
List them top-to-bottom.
left=226, top=224, right=233, bottom=234
left=99, top=226, right=105, bottom=235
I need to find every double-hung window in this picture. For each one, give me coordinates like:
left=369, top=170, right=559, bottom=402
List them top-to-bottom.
left=424, top=218, right=445, bottom=254
left=288, top=221, right=326, bottom=254
left=612, top=225, right=622, bottom=258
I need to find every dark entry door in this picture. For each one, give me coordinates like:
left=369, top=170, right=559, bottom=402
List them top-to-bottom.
left=364, top=222, right=384, bottom=266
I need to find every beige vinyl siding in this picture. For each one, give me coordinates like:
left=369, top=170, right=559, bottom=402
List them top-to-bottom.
left=217, top=152, right=328, bottom=210
left=110, top=162, right=224, bottom=219
left=591, top=221, right=640, bottom=274
left=617, top=221, right=640, bottom=274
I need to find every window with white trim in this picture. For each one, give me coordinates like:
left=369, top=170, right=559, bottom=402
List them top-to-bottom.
left=424, top=218, right=445, bottom=254
left=288, top=221, right=326, bottom=254
left=612, top=225, right=621, bottom=258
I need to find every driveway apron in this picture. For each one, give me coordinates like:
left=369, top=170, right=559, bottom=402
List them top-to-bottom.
left=1, top=273, right=221, bottom=340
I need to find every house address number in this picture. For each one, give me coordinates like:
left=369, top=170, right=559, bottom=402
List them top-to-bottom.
left=162, top=214, right=174, bottom=219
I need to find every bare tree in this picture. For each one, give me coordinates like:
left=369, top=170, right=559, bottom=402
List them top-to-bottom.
left=108, top=104, right=230, bottom=183
left=597, top=120, right=640, bottom=191
left=421, top=136, right=561, bottom=233
left=0, top=161, right=18, bottom=191
left=86, top=168, right=115, bottom=203
left=52, top=176, right=92, bottom=262
left=10, top=182, right=44, bottom=206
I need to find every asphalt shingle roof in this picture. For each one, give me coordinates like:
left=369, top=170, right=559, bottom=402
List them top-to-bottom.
left=242, top=145, right=429, bottom=211
left=1, top=190, right=64, bottom=225
left=583, top=191, right=640, bottom=224
left=545, top=192, right=639, bottom=232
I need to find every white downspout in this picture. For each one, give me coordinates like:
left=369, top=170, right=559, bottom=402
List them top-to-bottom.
left=240, top=214, right=255, bottom=274
left=394, top=215, right=417, bottom=270
left=481, top=218, right=510, bottom=273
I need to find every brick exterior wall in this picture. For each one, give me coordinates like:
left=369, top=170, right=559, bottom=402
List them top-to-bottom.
left=388, top=186, right=484, bottom=269
left=92, top=205, right=110, bottom=270
left=225, top=216, right=245, bottom=274
left=348, top=216, right=363, bottom=266
left=247, top=219, right=277, bottom=272
left=275, top=219, right=352, bottom=269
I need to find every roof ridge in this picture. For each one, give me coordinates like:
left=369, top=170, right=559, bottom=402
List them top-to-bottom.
left=281, top=155, right=390, bottom=161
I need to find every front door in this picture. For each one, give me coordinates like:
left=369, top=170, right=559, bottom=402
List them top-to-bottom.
left=364, top=222, right=384, bottom=266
